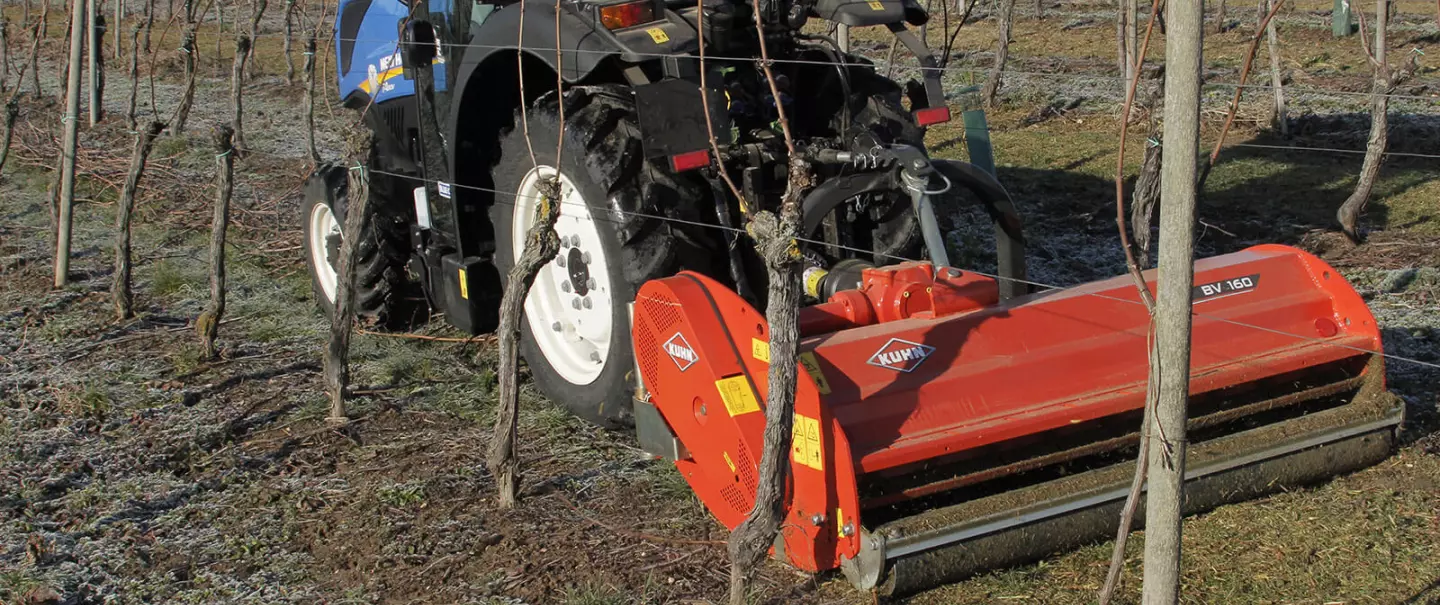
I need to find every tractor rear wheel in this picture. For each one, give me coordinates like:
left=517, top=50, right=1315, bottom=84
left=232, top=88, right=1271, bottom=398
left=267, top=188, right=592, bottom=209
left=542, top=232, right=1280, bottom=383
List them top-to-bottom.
left=846, top=77, right=925, bottom=263
left=490, top=86, right=711, bottom=427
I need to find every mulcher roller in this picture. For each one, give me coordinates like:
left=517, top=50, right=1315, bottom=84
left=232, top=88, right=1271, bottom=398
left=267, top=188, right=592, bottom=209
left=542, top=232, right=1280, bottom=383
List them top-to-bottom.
left=630, top=244, right=1402, bottom=595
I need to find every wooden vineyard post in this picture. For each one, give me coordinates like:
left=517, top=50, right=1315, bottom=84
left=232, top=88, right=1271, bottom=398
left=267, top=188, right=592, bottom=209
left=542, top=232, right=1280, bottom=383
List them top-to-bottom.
left=55, top=0, right=86, bottom=288
left=87, top=0, right=101, bottom=125
left=114, top=0, right=122, bottom=58
left=142, top=0, right=151, bottom=52
left=216, top=0, right=224, bottom=65
left=283, top=0, right=295, bottom=84
left=1117, top=0, right=1139, bottom=86
left=1141, top=0, right=1201, bottom=601
left=1199, top=0, right=1286, bottom=190
left=1264, top=0, right=1287, bottom=135
left=1097, top=2, right=1162, bottom=602
left=230, top=34, right=249, bottom=152
left=112, top=121, right=165, bottom=320
left=197, top=125, right=235, bottom=358
left=323, top=133, right=376, bottom=424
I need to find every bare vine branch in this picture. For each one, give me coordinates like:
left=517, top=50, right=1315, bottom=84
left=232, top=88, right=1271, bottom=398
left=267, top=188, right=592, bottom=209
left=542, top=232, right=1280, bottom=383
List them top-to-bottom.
left=696, top=0, right=746, bottom=211
left=1098, top=0, right=1163, bottom=602
left=1198, top=0, right=1286, bottom=189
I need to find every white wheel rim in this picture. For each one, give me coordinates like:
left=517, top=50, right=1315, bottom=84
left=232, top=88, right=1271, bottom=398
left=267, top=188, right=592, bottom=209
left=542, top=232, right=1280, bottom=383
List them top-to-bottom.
left=513, top=166, right=614, bottom=385
left=308, top=201, right=342, bottom=303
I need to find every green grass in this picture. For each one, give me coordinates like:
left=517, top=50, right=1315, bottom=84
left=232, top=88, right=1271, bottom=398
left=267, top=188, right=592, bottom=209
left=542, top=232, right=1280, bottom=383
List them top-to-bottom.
left=151, top=135, right=195, bottom=160
left=149, top=259, right=203, bottom=297
left=61, top=383, right=112, bottom=422
left=909, top=450, right=1440, bottom=604
left=640, top=461, right=698, bottom=506
left=374, top=480, right=427, bottom=509
left=0, top=569, right=46, bottom=604
left=563, top=583, right=629, bottom=605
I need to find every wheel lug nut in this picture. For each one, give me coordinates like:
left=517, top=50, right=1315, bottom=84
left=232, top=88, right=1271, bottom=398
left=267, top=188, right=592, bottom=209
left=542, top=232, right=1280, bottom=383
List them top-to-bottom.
left=582, top=252, right=592, bottom=264
left=557, top=256, right=566, bottom=268
left=587, top=278, right=597, bottom=290
left=561, top=281, right=571, bottom=293
left=582, top=298, right=592, bottom=310
left=572, top=299, right=582, bottom=310
left=551, top=321, right=562, bottom=332
left=590, top=351, right=601, bottom=362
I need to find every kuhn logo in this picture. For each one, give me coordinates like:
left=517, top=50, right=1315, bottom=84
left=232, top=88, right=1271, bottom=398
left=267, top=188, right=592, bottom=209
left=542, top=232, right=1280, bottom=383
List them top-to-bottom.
left=664, top=333, right=698, bottom=372
left=867, top=338, right=935, bottom=372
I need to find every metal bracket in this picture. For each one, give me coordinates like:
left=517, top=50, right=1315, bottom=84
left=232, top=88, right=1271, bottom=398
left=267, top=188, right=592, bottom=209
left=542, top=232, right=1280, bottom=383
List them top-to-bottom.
left=840, top=530, right=887, bottom=590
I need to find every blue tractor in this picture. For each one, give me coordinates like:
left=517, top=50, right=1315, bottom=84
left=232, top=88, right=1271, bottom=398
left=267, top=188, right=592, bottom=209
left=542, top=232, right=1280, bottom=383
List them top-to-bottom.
left=302, top=0, right=1027, bottom=425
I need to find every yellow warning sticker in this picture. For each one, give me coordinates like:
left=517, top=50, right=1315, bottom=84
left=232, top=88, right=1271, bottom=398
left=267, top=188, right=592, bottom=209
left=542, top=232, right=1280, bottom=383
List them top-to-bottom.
left=867, top=0, right=884, bottom=10
left=646, top=27, right=670, bottom=44
left=458, top=268, right=469, bottom=299
left=752, top=338, right=770, bottom=363
left=798, top=352, right=832, bottom=394
left=716, top=375, right=761, bottom=416
left=792, top=413, right=824, bottom=470
left=723, top=451, right=736, bottom=473
left=836, top=507, right=845, bottom=538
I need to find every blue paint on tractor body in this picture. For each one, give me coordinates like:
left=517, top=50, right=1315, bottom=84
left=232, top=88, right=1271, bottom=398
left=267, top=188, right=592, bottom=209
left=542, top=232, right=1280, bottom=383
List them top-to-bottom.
left=334, top=0, right=448, bottom=104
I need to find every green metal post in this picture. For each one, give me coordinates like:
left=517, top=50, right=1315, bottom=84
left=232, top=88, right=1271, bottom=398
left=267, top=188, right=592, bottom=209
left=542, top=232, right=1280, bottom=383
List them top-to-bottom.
left=1332, top=0, right=1353, bottom=37
left=962, top=109, right=997, bottom=177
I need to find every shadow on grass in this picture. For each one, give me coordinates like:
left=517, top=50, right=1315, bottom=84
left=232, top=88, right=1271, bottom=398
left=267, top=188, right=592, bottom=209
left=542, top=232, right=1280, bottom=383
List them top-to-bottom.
left=986, top=114, right=1439, bottom=254
left=1401, top=577, right=1440, bottom=605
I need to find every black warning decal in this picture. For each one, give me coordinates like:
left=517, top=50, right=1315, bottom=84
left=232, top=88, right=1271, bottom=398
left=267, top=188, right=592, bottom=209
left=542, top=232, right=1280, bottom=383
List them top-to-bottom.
left=1192, top=273, right=1260, bottom=303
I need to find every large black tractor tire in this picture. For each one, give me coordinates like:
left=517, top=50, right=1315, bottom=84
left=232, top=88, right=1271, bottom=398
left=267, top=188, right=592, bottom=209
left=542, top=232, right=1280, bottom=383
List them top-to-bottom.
left=490, top=86, right=711, bottom=428
left=302, top=163, right=416, bottom=328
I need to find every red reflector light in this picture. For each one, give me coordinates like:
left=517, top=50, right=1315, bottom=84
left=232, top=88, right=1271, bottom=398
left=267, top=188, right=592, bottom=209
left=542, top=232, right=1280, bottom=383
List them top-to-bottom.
left=600, top=1, right=656, bottom=30
left=915, top=106, right=951, bottom=126
left=670, top=150, right=710, bottom=172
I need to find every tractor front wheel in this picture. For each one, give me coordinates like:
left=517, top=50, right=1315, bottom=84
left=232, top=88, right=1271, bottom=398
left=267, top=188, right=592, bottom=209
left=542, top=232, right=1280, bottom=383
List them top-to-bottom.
left=302, top=163, right=416, bottom=328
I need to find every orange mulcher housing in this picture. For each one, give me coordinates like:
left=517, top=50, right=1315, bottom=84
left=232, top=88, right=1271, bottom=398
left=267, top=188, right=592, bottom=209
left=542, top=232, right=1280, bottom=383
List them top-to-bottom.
left=631, top=244, right=1401, bottom=594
